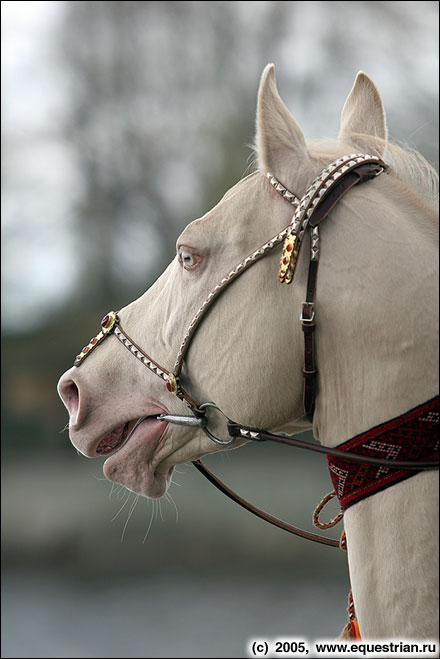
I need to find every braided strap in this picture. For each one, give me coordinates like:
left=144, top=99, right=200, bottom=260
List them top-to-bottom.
left=266, top=172, right=301, bottom=208
left=312, top=490, right=344, bottom=530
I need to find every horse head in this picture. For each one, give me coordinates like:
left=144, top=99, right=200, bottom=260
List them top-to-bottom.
left=58, top=65, right=437, bottom=502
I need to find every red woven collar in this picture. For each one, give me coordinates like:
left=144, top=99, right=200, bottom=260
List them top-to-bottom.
left=327, top=396, right=439, bottom=510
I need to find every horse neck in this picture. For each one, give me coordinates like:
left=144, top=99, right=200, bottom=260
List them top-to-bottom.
left=312, top=180, right=439, bottom=448
left=309, top=182, right=439, bottom=639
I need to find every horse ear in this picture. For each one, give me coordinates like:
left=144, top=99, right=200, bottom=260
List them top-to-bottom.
left=256, top=64, right=307, bottom=173
left=339, top=72, right=388, bottom=153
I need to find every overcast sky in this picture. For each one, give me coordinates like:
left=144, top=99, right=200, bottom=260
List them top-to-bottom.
left=2, top=1, right=438, bottom=333
left=2, top=1, right=80, bottom=331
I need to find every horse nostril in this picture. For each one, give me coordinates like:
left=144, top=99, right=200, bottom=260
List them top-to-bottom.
left=58, top=378, right=79, bottom=418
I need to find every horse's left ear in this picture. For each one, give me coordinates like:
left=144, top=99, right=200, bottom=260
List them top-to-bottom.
left=339, top=72, right=388, bottom=154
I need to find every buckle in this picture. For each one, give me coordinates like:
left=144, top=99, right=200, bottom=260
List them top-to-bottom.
left=300, top=303, right=315, bottom=323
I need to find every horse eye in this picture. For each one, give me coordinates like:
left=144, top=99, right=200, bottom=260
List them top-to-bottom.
left=179, top=249, right=197, bottom=269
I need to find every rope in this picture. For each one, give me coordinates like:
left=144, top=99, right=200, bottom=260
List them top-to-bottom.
left=312, top=490, right=344, bottom=530
left=312, top=491, right=361, bottom=639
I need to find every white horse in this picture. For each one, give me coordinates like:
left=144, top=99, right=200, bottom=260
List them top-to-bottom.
left=58, top=65, right=439, bottom=640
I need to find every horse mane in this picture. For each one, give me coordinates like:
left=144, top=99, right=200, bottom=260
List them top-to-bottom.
left=307, top=135, right=439, bottom=211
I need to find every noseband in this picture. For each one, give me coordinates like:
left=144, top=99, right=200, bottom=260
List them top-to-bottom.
left=73, top=153, right=439, bottom=547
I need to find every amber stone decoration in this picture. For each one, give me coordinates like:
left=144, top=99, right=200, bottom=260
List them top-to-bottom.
left=279, top=234, right=298, bottom=284
left=100, top=311, right=117, bottom=333
left=74, top=314, right=116, bottom=367
left=166, top=374, right=178, bottom=395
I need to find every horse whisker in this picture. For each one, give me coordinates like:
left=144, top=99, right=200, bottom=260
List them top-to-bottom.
left=116, top=484, right=127, bottom=501
left=111, top=489, right=131, bottom=521
left=165, top=491, right=179, bottom=524
left=121, top=494, right=139, bottom=543
left=157, top=498, right=164, bottom=522
left=142, top=500, right=155, bottom=544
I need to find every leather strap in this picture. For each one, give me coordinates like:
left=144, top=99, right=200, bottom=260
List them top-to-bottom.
left=308, top=162, right=384, bottom=228
left=302, top=259, right=319, bottom=421
left=193, top=399, right=438, bottom=549
left=227, top=422, right=440, bottom=469
left=192, top=459, right=340, bottom=548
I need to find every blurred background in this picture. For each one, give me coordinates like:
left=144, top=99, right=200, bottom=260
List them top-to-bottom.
left=2, top=1, right=438, bottom=657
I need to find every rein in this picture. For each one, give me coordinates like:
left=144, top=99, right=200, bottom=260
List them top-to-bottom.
left=73, top=153, right=439, bottom=548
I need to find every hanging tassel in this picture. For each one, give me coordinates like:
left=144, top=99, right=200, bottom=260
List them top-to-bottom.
left=312, top=496, right=361, bottom=640
left=347, top=588, right=361, bottom=639
left=350, top=619, right=361, bottom=640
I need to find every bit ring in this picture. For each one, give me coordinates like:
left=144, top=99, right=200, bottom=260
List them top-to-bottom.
left=199, top=402, right=236, bottom=446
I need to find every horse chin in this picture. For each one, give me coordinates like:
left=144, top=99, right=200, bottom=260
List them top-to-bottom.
left=101, top=416, right=174, bottom=498
left=103, top=452, right=174, bottom=498
left=103, top=457, right=173, bottom=498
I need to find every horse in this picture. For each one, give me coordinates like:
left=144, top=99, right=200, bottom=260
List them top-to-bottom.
left=58, top=64, right=439, bottom=641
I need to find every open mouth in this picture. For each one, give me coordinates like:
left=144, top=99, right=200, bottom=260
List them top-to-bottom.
left=95, top=415, right=164, bottom=456
left=96, top=421, right=131, bottom=455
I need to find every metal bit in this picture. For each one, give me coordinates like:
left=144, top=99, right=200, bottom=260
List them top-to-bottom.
left=156, top=413, right=207, bottom=428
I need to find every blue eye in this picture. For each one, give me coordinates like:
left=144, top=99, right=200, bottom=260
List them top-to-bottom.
left=179, top=249, right=198, bottom=269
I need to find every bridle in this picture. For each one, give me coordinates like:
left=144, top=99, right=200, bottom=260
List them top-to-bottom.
left=73, top=153, right=439, bottom=548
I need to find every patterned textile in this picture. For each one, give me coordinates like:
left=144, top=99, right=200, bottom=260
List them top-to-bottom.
left=327, top=396, right=439, bottom=510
